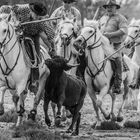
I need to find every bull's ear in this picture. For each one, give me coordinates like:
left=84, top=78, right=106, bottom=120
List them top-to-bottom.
left=45, top=59, right=53, bottom=67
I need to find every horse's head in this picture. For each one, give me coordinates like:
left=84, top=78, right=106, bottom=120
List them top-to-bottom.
left=0, top=14, right=13, bottom=48
left=55, top=16, right=79, bottom=59
left=74, top=18, right=100, bottom=53
left=124, top=18, right=140, bottom=48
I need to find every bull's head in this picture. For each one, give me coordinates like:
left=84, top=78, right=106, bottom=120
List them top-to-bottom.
left=45, top=56, right=79, bottom=71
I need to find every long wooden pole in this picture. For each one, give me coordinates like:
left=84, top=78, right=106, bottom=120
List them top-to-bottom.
left=93, top=7, right=100, bottom=20
left=20, top=16, right=62, bottom=26
left=98, top=37, right=139, bottom=65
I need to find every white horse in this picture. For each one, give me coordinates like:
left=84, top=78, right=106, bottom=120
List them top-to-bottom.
left=0, top=15, right=50, bottom=126
left=51, top=17, right=81, bottom=124
left=55, top=17, right=80, bottom=75
left=123, top=18, right=140, bottom=112
left=73, top=19, right=124, bottom=128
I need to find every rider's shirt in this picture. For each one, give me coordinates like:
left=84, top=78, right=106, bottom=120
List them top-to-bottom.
left=12, top=4, right=55, bottom=41
left=50, top=6, right=81, bottom=28
left=99, top=13, right=127, bottom=44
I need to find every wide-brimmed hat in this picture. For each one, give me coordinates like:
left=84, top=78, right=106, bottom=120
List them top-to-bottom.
left=62, top=0, right=77, bottom=4
left=103, top=0, right=120, bottom=9
left=29, top=2, right=47, bottom=16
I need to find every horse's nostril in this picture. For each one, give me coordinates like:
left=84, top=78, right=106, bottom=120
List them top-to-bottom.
left=78, top=39, right=82, bottom=43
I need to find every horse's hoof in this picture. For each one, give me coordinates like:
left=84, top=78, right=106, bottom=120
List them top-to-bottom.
left=0, top=104, right=4, bottom=115
left=28, top=110, right=37, bottom=121
left=105, top=114, right=110, bottom=120
left=117, top=116, right=123, bottom=122
left=45, top=119, right=51, bottom=127
left=91, top=122, right=97, bottom=129
left=66, top=129, right=73, bottom=133
left=71, top=131, right=78, bottom=136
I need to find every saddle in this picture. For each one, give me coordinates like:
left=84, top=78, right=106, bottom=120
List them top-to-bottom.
left=20, top=37, right=41, bottom=67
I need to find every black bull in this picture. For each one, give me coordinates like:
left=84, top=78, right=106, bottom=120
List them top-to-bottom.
left=44, top=56, right=87, bottom=135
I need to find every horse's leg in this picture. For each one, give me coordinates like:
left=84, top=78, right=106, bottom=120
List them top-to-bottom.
left=29, top=69, right=48, bottom=121
left=85, top=74, right=101, bottom=128
left=117, top=78, right=129, bottom=122
left=96, top=85, right=111, bottom=121
left=0, top=87, right=7, bottom=115
left=137, top=88, right=140, bottom=112
left=16, top=89, right=27, bottom=126
left=109, top=92, right=116, bottom=121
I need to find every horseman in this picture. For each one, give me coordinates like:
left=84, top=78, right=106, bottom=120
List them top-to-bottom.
left=50, top=0, right=81, bottom=30
left=99, top=0, right=128, bottom=94
left=11, top=2, right=55, bottom=93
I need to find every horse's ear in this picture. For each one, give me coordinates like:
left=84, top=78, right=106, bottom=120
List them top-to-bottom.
left=6, top=14, right=12, bottom=22
left=62, top=15, right=65, bottom=20
left=73, top=17, right=76, bottom=23
left=84, top=18, right=88, bottom=26
left=130, top=18, right=136, bottom=25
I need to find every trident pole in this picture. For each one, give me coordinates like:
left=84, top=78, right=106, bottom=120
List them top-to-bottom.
left=49, top=0, right=57, bottom=16
left=20, top=16, right=62, bottom=26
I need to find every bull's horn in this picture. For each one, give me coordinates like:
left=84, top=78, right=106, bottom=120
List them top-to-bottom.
left=66, top=62, right=80, bottom=67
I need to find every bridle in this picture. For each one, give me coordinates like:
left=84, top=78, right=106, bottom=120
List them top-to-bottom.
left=0, top=21, right=21, bottom=90
left=59, top=21, right=78, bottom=61
left=78, top=25, right=106, bottom=78
left=128, top=25, right=140, bottom=41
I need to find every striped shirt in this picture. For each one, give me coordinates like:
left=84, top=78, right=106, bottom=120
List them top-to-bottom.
left=12, top=4, right=55, bottom=41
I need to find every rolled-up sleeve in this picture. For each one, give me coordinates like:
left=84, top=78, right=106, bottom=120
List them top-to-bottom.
left=119, top=15, right=128, bottom=35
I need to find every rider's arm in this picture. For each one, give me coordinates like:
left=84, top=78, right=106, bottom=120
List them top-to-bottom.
left=104, top=15, right=128, bottom=38
left=39, top=22, right=55, bottom=53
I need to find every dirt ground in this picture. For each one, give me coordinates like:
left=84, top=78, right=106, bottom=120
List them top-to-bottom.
left=0, top=91, right=140, bottom=140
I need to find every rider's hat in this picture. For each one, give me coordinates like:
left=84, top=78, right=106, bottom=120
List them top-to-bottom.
left=62, top=0, right=77, bottom=4
left=103, top=0, right=120, bottom=9
left=29, top=2, right=47, bottom=16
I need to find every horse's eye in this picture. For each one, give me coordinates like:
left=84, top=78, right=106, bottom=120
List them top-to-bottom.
left=3, top=29, right=6, bottom=33
left=89, top=30, right=93, bottom=34
left=135, top=30, right=138, bottom=33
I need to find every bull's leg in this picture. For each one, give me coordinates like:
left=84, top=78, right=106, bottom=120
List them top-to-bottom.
left=16, top=90, right=27, bottom=126
left=55, top=94, right=65, bottom=126
left=43, top=95, right=51, bottom=127
left=67, top=100, right=84, bottom=135
left=51, top=102, right=56, bottom=119
left=74, top=112, right=81, bottom=135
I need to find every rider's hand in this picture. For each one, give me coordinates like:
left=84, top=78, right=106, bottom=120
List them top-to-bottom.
left=103, top=32, right=112, bottom=38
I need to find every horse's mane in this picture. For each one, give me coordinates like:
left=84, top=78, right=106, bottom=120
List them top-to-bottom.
left=83, top=18, right=110, bottom=47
